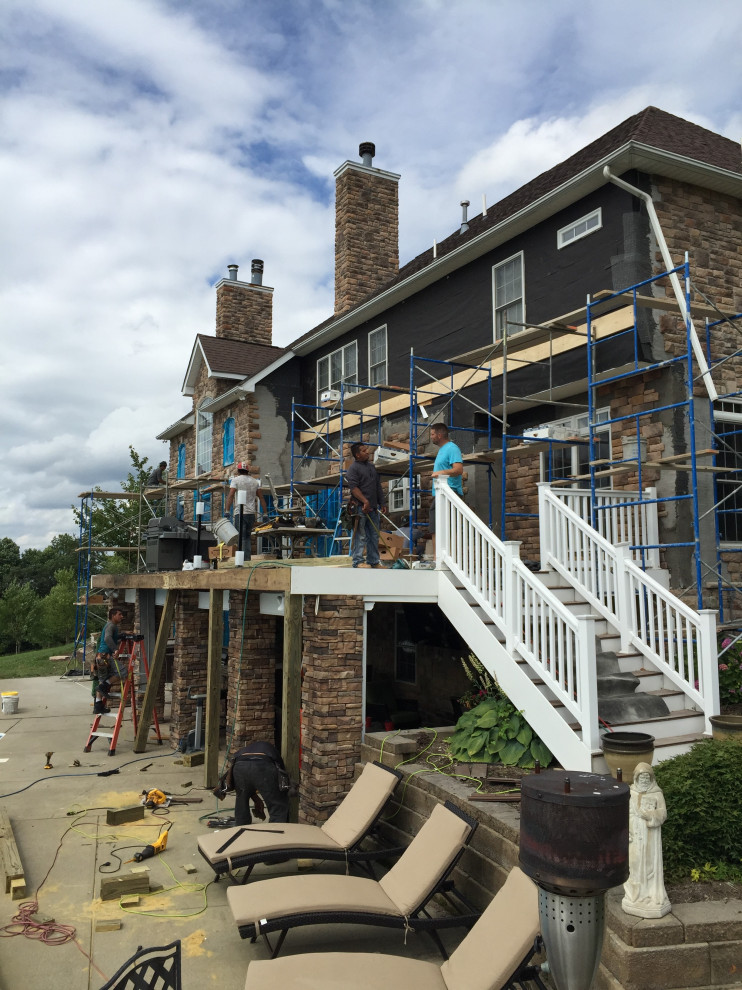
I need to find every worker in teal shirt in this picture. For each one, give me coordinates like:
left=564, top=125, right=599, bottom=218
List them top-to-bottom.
left=429, top=423, right=464, bottom=555
left=431, top=423, right=464, bottom=494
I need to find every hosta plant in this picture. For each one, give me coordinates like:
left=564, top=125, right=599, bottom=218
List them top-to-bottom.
left=447, top=695, right=553, bottom=769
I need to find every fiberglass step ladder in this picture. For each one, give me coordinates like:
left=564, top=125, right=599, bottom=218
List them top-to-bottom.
left=84, top=635, right=163, bottom=756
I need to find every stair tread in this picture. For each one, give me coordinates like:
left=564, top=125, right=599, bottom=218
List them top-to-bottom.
left=604, top=708, right=701, bottom=727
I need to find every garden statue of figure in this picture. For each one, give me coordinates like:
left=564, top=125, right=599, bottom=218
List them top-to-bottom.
left=622, top=762, right=671, bottom=918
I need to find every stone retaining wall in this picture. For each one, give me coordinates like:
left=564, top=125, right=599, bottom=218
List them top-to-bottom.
left=360, top=731, right=742, bottom=990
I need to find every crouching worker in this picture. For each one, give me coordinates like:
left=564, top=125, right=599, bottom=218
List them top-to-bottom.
left=92, top=607, right=127, bottom=715
left=214, top=740, right=290, bottom=826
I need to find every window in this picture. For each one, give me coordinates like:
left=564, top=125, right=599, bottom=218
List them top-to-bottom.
left=558, top=208, right=602, bottom=249
left=492, top=252, right=524, bottom=340
left=368, top=326, right=387, bottom=387
left=317, top=342, right=358, bottom=403
left=715, top=400, right=742, bottom=543
left=196, top=404, right=213, bottom=475
left=539, top=408, right=610, bottom=488
left=222, top=417, right=235, bottom=466
left=177, top=443, right=186, bottom=479
left=388, top=475, right=422, bottom=512
left=394, top=608, right=417, bottom=684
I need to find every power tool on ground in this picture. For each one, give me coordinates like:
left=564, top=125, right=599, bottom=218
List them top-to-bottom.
left=131, top=824, right=171, bottom=862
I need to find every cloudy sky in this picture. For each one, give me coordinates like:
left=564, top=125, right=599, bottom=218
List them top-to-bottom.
left=2, top=0, right=742, bottom=550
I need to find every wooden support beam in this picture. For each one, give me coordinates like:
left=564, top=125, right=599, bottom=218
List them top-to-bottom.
left=204, top=589, right=224, bottom=790
left=134, top=590, right=176, bottom=753
left=281, top=594, right=303, bottom=822
left=0, top=807, right=25, bottom=898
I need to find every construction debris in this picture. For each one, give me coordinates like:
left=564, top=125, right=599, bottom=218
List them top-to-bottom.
left=106, top=805, right=145, bottom=826
left=0, top=807, right=25, bottom=899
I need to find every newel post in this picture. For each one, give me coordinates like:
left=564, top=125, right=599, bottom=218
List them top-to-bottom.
left=502, top=540, right=522, bottom=653
left=615, top=543, right=634, bottom=653
left=576, top=613, right=600, bottom=754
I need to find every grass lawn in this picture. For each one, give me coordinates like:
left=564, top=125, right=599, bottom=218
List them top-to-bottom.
left=0, top=643, right=76, bottom=678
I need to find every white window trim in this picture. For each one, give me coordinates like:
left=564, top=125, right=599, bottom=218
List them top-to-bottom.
left=557, top=208, right=602, bottom=249
left=492, top=251, right=524, bottom=342
left=368, top=325, right=387, bottom=388
left=316, top=341, right=359, bottom=405
left=714, top=399, right=742, bottom=545
left=196, top=403, right=213, bottom=476
left=538, top=408, right=610, bottom=486
left=388, top=474, right=422, bottom=512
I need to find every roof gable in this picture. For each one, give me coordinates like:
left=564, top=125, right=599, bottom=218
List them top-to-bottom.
left=182, top=334, right=286, bottom=395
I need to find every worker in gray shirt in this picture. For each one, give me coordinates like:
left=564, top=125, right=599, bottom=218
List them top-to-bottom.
left=345, top=443, right=386, bottom=568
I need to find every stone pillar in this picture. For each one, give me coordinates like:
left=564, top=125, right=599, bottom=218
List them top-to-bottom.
left=215, top=273, right=273, bottom=345
left=170, top=591, right=209, bottom=749
left=226, top=591, right=277, bottom=758
left=300, top=595, right=364, bottom=825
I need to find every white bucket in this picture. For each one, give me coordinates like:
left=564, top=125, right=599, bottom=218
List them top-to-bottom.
left=211, top=516, right=239, bottom=547
left=2, top=692, right=19, bottom=715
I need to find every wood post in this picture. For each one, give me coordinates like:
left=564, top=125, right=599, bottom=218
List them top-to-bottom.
left=205, top=589, right=224, bottom=789
left=134, top=590, right=176, bottom=752
left=281, top=593, right=302, bottom=821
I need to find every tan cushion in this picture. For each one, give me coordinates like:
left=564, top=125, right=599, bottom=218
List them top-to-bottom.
left=320, top=762, right=398, bottom=848
left=379, top=804, right=471, bottom=915
left=198, top=823, right=342, bottom=865
left=440, top=867, right=540, bottom=990
left=227, top=873, right=399, bottom=927
left=245, top=953, right=446, bottom=990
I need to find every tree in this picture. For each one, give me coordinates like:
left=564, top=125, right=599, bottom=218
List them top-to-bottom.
left=20, top=533, right=79, bottom=597
left=0, top=538, right=21, bottom=593
left=41, top=568, right=77, bottom=646
left=0, top=580, right=41, bottom=654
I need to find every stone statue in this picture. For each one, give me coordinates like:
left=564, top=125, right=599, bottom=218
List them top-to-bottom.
left=622, top=762, right=671, bottom=918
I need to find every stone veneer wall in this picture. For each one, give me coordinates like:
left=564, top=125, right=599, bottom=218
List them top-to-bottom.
left=335, top=162, right=398, bottom=315
left=215, top=280, right=273, bottom=346
left=169, top=591, right=209, bottom=748
left=226, top=591, right=277, bottom=758
left=299, top=594, right=364, bottom=825
left=361, top=732, right=742, bottom=990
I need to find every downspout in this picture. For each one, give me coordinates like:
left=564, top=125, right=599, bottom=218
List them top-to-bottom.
left=603, top=166, right=717, bottom=402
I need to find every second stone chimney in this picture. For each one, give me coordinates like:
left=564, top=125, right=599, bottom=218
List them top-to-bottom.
left=334, top=142, right=400, bottom=316
left=215, top=260, right=273, bottom=346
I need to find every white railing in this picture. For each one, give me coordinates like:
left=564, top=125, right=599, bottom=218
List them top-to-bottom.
left=435, top=482, right=600, bottom=766
left=539, top=484, right=719, bottom=731
left=552, top=487, right=660, bottom=568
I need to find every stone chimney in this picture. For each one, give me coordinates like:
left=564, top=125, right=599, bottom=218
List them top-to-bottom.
left=334, top=142, right=400, bottom=316
left=215, top=260, right=273, bottom=345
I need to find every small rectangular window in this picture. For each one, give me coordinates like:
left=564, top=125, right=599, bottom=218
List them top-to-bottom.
left=557, top=208, right=602, bottom=249
left=492, top=252, right=524, bottom=341
left=368, top=325, right=387, bottom=387
left=316, top=342, right=359, bottom=404
left=714, top=400, right=742, bottom=543
left=539, top=408, right=610, bottom=488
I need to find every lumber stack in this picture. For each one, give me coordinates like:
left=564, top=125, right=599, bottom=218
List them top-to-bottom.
left=0, top=807, right=26, bottom=900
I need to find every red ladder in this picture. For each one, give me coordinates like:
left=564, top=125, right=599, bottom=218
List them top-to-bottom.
left=84, top=635, right=163, bottom=756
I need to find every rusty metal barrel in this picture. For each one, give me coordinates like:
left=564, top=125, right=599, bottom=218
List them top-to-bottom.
left=519, top=770, right=629, bottom=895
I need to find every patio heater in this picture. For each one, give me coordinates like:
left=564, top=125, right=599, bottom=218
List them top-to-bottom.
left=235, top=489, right=246, bottom=566
left=194, top=501, right=205, bottom=567
left=519, top=770, right=629, bottom=990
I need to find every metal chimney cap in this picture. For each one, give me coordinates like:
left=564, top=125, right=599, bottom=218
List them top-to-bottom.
left=359, top=142, right=375, bottom=166
left=460, top=200, right=470, bottom=207
left=250, top=259, right=264, bottom=285
left=227, top=264, right=239, bottom=280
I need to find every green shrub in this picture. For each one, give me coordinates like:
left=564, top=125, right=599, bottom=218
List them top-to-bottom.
left=447, top=695, right=553, bottom=769
left=654, top=739, right=742, bottom=882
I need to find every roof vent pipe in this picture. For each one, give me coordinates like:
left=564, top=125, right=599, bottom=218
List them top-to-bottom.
left=359, top=142, right=375, bottom=167
left=460, top=200, right=470, bottom=234
left=251, top=259, right=264, bottom=285
left=227, top=264, right=239, bottom=280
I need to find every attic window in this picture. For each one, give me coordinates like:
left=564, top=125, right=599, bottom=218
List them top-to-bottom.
left=557, top=208, right=602, bottom=249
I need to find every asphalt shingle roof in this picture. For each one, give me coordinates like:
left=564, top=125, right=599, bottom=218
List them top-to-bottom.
left=198, top=334, right=286, bottom=378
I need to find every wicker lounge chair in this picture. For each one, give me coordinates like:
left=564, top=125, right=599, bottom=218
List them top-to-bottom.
left=198, top=761, right=403, bottom=884
left=227, top=800, right=479, bottom=959
left=242, top=868, right=544, bottom=990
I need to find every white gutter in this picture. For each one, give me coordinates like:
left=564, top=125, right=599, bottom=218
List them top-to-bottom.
left=603, top=166, right=717, bottom=402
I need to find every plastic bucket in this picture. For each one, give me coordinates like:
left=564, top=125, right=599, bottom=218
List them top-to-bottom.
left=211, top=516, right=239, bottom=547
left=1, top=692, right=19, bottom=715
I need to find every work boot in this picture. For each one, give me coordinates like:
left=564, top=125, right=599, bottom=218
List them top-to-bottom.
left=93, top=700, right=110, bottom=715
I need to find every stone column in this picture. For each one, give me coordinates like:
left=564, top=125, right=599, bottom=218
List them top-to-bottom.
left=170, top=591, right=209, bottom=749
left=226, top=591, right=277, bottom=758
left=300, top=595, right=364, bottom=825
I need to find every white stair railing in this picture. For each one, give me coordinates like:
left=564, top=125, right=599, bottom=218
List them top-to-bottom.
left=435, top=482, right=600, bottom=765
left=539, top=483, right=719, bottom=732
left=552, top=487, right=660, bottom=568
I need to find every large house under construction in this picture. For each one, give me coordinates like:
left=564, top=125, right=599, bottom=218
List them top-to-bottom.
left=89, top=107, right=742, bottom=824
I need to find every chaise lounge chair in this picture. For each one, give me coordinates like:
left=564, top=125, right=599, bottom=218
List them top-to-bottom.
left=198, top=761, right=403, bottom=884
left=227, top=800, right=480, bottom=959
left=242, top=867, right=543, bottom=990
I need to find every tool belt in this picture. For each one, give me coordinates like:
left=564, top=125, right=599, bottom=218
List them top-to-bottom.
left=93, top=654, right=112, bottom=681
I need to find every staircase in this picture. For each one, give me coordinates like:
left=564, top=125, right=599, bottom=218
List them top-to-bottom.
left=433, top=481, right=720, bottom=771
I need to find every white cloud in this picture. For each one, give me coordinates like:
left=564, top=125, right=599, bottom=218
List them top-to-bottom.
left=1, top=0, right=741, bottom=550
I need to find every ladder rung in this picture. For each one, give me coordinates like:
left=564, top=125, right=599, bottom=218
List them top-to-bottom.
left=91, top=731, right=114, bottom=739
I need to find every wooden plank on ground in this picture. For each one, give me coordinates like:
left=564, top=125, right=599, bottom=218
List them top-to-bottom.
left=106, top=805, right=144, bottom=826
left=0, top=807, right=24, bottom=897
left=100, top=874, right=151, bottom=901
